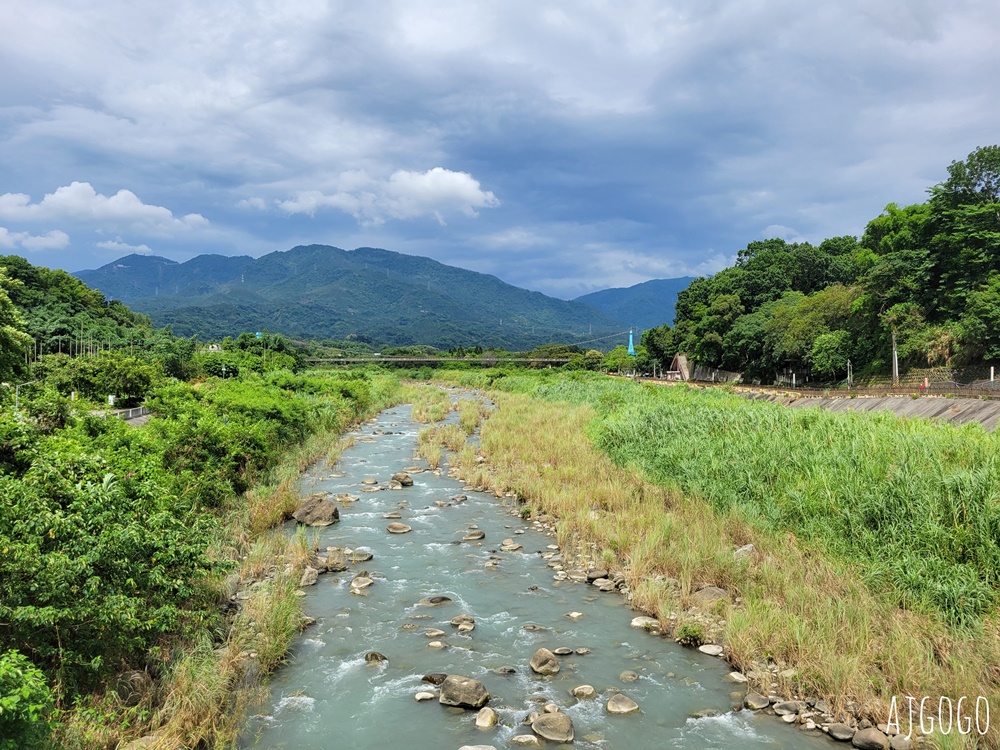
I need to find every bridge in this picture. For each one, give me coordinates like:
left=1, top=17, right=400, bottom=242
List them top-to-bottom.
left=306, top=357, right=572, bottom=365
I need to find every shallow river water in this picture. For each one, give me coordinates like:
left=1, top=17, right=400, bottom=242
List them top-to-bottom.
left=242, top=399, right=829, bottom=750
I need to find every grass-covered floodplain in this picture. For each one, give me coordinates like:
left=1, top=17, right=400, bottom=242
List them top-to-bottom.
left=427, top=368, right=1000, bottom=747
left=514, top=376, right=1000, bottom=631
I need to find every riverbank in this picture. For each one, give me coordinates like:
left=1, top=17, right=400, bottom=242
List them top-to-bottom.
left=48, top=372, right=403, bottom=749
left=425, top=373, right=999, bottom=750
left=245, top=389, right=824, bottom=749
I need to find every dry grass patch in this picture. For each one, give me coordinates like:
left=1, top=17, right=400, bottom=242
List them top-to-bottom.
left=410, top=386, right=451, bottom=423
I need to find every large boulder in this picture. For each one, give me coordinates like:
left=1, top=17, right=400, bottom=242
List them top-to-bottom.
left=391, top=472, right=414, bottom=486
left=292, top=494, right=340, bottom=526
left=529, top=648, right=560, bottom=675
left=439, top=675, right=490, bottom=709
left=607, top=693, right=640, bottom=715
left=476, top=706, right=499, bottom=728
left=531, top=712, right=574, bottom=742
left=828, top=723, right=856, bottom=741
left=852, top=728, right=889, bottom=749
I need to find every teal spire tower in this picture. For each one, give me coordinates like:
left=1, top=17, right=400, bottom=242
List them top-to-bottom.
left=627, top=328, right=636, bottom=356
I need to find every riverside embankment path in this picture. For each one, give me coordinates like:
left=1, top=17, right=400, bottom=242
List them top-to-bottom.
left=240, top=397, right=829, bottom=750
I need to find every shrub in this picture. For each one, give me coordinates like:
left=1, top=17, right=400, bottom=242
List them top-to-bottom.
left=675, top=623, right=706, bottom=647
left=0, top=650, right=54, bottom=749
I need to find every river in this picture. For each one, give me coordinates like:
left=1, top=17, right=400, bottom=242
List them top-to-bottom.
left=241, top=397, right=829, bottom=749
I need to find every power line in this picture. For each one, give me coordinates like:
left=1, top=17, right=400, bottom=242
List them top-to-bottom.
left=568, top=330, right=632, bottom=347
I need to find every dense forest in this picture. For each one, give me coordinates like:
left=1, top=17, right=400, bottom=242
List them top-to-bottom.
left=642, top=146, right=1000, bottom=383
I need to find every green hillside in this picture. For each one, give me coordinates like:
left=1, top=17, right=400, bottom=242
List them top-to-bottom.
left=75, top=245, right=625, bottom=349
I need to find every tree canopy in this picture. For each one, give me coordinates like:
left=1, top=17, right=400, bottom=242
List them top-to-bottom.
left=644, top=146, right=1000, bottom=381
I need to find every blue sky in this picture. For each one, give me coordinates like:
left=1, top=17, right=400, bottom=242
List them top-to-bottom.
left=0, top=1, right=997, bottom=298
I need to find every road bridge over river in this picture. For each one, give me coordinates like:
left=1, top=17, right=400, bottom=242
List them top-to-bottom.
left=306, top=357, right=571, bottom=365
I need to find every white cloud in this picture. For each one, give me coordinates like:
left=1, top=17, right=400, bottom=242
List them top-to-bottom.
left=278, top=167, right=500, bottom=225
left=0, top=182, right=208, bottom=232
left=237, top=197, right=268, bottom=210
left=763, top=224, right=808, bottom=243
left=0, top=227, right=70, bottom=251
left=96, top=239, right=153, bottom=254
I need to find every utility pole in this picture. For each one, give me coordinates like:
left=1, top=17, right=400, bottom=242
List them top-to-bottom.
left=891, top=331, right=899, bottom=387
left=847, top=359, right=853, bottom=388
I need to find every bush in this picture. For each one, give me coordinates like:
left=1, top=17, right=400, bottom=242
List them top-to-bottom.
left=675, top=623, right=705, bottom=647
left=0, top=650, right=54, bottom=749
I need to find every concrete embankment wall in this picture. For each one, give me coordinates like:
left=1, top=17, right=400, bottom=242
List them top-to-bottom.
left=741, top=391, right=1000, bottom=432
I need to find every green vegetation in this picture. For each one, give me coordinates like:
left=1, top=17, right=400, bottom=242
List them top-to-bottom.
left=644, top=145, right=1000, bottom=381
left=75, top=244, right=624, bottom=350
left=0, top=254, right=406, bottom=747
left=1, top=367, right=399, bottom=746
left=442, top=371, right=1000, bottom=747
left=506, top=375, right=1000, bottom=629
left=0, top=650, right=54, bottom=750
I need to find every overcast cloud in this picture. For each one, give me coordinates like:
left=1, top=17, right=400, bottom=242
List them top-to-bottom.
left=0, top=0, right=997, bottom=297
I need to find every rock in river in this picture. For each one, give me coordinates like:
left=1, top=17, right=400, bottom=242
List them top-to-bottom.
left=291, top=495, right=340, bottom=526
left=387, top=522, right=412, bottom=534
left=299, top=567, right=319, bottom=587
left=418, top=595, right=453, bottom=607
left=630, top=615, right=660, bottom=631
left=529, top=648, right=560, bottom=675
left=439, top=675, right=490, bottom=709
left=571, top=684, right=597, bottom=699
left=607, top=693, right=640, bottom=715
left=475, top=706, right=499, bottom=728
left=531, top=711, right=574, bottom=743
left=827, top=723, right=855, bottom=741
left=851, top=728, right=889, bottom=749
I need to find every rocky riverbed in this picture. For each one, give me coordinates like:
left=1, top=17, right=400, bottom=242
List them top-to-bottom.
left=241, top=399, right=834, bottom=750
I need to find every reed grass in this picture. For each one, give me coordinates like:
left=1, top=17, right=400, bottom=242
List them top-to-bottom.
left=457, top=385, right=1000, bottom=749
left=410, top=386, right=451, bottom=423
left=457, top=398, right=487, bottom=434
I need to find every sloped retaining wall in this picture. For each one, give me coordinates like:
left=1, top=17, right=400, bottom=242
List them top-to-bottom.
left=742, top=392, right=1000, bottom=432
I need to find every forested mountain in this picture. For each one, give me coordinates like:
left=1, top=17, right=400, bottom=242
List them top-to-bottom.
left=643, top=146, right=1000, bottom=382
left=75, top=245, right=624, bottom=349
left=75, top=253, right=255, bottom=301
left=0, top=254, right=156, bottom=366
left=0, top=254, right=201, bottom=385
left=574, top=277, right=695, bottom=332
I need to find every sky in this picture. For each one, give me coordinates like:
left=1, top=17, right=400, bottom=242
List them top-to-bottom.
left=0, top=1, right=997, bottom=299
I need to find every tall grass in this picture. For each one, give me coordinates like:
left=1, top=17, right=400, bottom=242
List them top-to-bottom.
left=518, top=378, right=1000, bottom=630
left=462, top=383, right=1000, bottom=748
left=410, top=386, right=451, bottom=423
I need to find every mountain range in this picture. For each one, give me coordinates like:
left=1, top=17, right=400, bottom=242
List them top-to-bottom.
left=74, top=245, right=687, bottom=350
left=574, top=277, right=693, bottom=333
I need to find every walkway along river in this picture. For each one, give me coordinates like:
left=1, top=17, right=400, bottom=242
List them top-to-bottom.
left=242, top=398, right=829, bottom=749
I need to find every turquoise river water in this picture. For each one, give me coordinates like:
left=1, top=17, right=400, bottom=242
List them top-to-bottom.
left=241, top=398, right=828, bottom=750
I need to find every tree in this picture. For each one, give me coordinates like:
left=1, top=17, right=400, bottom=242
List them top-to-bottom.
left=928, top=146, right=1000, bottom=317
left=0, top=268, right=32, bottom=383
left=809, top=330, right=851, bottom=379
left=602, top=345, right=634, bottom=373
